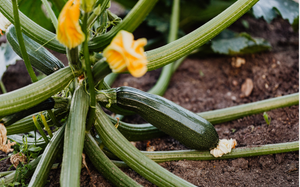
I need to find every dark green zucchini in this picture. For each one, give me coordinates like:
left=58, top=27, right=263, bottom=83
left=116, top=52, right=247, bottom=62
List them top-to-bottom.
left=6, top=25, right=65, bottom=75
left=115, top=86, right=219, bottom=150
left=1, top=97, right=69, bottom=127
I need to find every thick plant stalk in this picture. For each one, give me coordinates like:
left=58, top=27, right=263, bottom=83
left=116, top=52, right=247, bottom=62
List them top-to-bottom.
left=12, top=0, right=38, bottom=82
left=146, top=0, right=260, bottom=71
left=148, top=0, right=179, bottom=96
left=82, top=13, right=96, bottom=131
left=67, top=48, right=82, bottom=73
left=0, top=67, right=74, bottom=117
left=60, top=85, right=89, bottom=187
left=199, top=93, right=299, bottom=124
left=94, top=104, right=196, bottom=187
left=28, top=124, right=65, bottom=187
left=84, top=133, right=142, bottom=187
left=110, top=141, right=299, bottom=168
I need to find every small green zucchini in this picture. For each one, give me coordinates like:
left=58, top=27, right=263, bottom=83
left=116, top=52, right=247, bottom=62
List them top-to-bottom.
left=6, top=25, right=65, bottom=75
left=102, top=86, right=219, bottom=150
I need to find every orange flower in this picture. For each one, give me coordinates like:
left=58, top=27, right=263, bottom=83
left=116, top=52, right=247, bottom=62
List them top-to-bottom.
left=57, top=0, right=85, bottom=49
left=103, top=30, right=148, bottom=78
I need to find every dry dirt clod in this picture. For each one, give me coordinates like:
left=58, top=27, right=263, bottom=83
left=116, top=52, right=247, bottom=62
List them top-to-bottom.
left=231, top=57, right=246, bottom=68
left=240, top=78, right=253, bottom=98
left=10, top=152, right=27, bottom=168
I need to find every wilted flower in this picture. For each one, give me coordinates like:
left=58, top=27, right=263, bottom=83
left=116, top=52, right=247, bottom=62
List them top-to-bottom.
left=57, top=0, right=85, bottom=49
left=0, top=12, right=11, bottom=35
left=103, top=30, right=148, bottom=78
left=0, top=123, right=16, bottom=153
left=210, top=138, right=237, bottom=157
left=10, top=152, right=27, bottom=168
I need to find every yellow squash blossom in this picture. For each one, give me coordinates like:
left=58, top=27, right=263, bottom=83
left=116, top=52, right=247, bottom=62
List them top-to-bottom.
left=57, top=0, right=85, bottom=49
left=103, top=30, right=148, bottom=78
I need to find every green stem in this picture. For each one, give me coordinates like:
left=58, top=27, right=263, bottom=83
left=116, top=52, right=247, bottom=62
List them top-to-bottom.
left=12, top=0, right=38, bottom=82
left=41, top=0, right=58, bottom=30
left=87, top=0, right=110, bottom=29
left=88, top=0, right=158, bottom=51
left=146, top=0, right=260, bottom=71
left=148, top=0, right=179, bottom=96
left=83, top=13, right=96, bottom=132
left=67, top=47, right=82, bottom=73
left=104, top=73, right=118, bottom=87
left=0, top=80, right=7, bottom=93
left=199, top=93, right=299, bottom=124
left=46, top=109, right=59, bottom=127
left=40, top=112, right=53, bottom=138
left=32, top=115, right=49, bottom=144
left=111, top=141, right=299, bottom=167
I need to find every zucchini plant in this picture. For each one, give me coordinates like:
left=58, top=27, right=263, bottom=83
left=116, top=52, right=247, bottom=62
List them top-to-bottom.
left=0, top=0, right=298, bottom=186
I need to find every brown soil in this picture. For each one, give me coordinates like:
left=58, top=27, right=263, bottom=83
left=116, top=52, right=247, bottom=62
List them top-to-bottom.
left=0, top=15, right=298, bottom=187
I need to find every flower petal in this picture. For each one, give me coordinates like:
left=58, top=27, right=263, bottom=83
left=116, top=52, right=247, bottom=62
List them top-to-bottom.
left=57, top=0, right=85, bottom=49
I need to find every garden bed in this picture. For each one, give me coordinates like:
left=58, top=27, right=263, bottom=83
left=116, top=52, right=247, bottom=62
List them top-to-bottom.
left=0, top=14, right=298, bottom=186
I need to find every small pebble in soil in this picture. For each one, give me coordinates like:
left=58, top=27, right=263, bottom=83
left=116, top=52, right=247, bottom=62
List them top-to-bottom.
left=240, top=78, right=253, bottom=98
left=232, top=80, right=238, bottom=86
left=265, top=83, right=269, bottom=89
left=146, top=146, right=156, bottom=152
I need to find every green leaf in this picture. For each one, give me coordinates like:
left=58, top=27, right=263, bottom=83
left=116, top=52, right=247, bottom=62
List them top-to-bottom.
left=18, top=0, right=59, bottom=31
left=252, top=0, right=299, bottom=24
left=211, top=30, right=271, bottom=55
left=0, top=43, right=21, bottom=79
left=28, top=145, right=43, bottom=152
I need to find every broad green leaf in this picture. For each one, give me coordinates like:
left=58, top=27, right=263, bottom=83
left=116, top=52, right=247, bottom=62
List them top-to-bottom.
left=18, top=0, right=60, bottom=31
left=252, top=0, right=299, bottom=24
left=210, top=30, right=271, bottom=55
left=211, top=33, right=271, bottom=55
left=0, top=43, right=21, bottom=79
